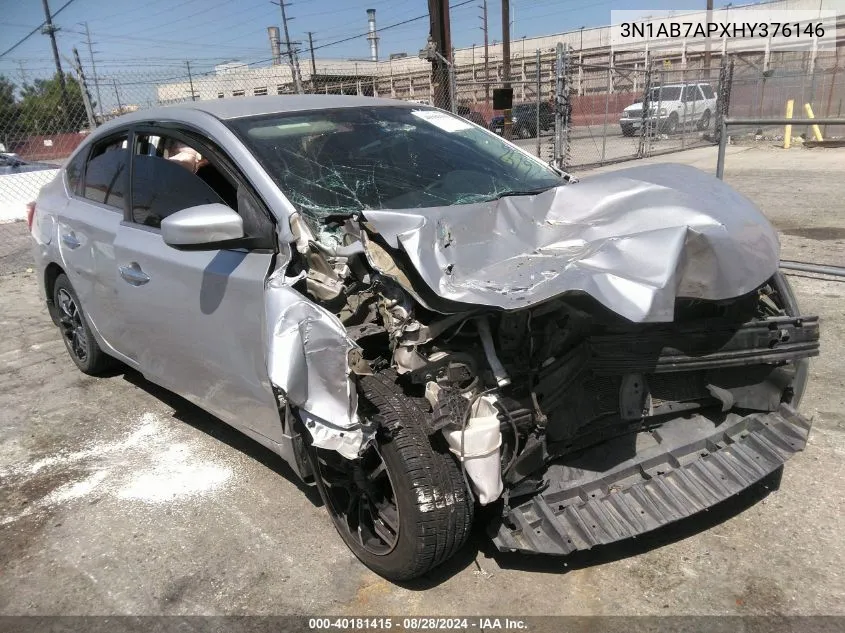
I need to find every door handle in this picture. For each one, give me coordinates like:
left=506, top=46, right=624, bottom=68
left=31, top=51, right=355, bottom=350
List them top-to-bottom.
left=61, top=232, right=81, bottom=249
left=119, top=263, right=151, bottom=286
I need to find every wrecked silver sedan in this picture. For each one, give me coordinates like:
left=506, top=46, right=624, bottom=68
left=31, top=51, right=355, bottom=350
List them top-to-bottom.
left=30, top=96, right=819, bottom=580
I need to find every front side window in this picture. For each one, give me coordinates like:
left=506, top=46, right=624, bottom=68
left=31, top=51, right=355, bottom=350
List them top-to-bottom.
left=700, top=85, right=715, bottom=99
left=682, top=86, right=699, bottom=102
left=227, top=106, right=566, bottom=222
left=130, top=133, right=232, bottom=228
left=83, top=135, right=128, bottom=209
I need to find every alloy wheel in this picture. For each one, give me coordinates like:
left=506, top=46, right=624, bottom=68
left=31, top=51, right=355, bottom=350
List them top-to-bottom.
left=57, top=288, right=88, bottom=363
left=313, top=443, right=400, bottom=556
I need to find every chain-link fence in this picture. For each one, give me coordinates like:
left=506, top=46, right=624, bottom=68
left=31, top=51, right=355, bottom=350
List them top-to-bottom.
left=1, top=45, right=843, bottom=275
left=452, top=48, right=557, bottom=164
left=724, top=49, right=845, bottom=140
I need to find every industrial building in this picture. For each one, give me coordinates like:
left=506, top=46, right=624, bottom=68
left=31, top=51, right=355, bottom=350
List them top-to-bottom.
left=156, top=0, right=844, bottom=110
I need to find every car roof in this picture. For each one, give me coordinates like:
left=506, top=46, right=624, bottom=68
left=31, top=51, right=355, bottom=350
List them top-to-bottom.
left=88, top=95, right=428, bottom=140
left=162, top=95, right=416, bottom=121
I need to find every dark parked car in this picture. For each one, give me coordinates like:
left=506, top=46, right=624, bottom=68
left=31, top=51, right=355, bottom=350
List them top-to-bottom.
left=490, top=102, right=554, bottom=138
left=456, top=104, right=487, bottom=128
left=0, top=153, right=56, bottom=175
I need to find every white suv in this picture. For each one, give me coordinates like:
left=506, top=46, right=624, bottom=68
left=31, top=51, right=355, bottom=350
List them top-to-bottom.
left=620, top=83, right=717, bottom=136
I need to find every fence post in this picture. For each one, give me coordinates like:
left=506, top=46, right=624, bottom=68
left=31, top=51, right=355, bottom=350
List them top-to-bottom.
left=553, top=43, right=565, bottom=168
left=71, top=47, right=97, bottom=130
left=535, top=48, right=541, bottom=158
left=637, top=55, right=652, bottom=158
left=715, top=55, right=732, bottom=146
left=449, top=62, right=457, bottom=113
left=600, top=65, right=611, bottom=164
left=716, top=119, right=728, bottom=180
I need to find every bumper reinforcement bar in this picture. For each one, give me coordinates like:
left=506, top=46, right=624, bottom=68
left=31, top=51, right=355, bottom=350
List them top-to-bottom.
left=492, top=403, right=811, bottom=555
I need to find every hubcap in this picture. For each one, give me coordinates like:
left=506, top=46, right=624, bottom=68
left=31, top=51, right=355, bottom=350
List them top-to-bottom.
left=57, top=288, right=88, bottom=362
left=315, top=444, right=400, bottom=556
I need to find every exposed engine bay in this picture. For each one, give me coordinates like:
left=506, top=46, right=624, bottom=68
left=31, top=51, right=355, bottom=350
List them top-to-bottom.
left=277, top=196, right=819, bottom=525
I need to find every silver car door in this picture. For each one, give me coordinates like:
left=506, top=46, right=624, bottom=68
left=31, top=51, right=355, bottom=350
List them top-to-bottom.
left=113, top=129, right=282, bottom=442
left=58, top=133, right=128, bottom=357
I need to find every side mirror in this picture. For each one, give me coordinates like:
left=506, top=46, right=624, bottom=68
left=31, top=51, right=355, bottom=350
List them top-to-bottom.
left=161, top=203, right=244, bottom=248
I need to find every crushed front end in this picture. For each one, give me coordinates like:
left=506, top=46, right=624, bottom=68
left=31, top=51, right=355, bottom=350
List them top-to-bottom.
left=273, top=161, right=819, bottom=556
left=368, top=269, right=818, bottom=553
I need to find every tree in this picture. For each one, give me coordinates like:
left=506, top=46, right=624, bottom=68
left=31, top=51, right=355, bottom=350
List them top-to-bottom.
left=18, top=72, right=90, bottom=136
left=0, top=75, right=20, bottom=150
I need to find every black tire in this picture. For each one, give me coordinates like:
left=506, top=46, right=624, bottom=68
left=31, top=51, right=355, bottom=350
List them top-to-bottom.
left=697, top=109, right=712, bottom=131
left=664, top=113, right=679, bottom=135
left=517, top=125, right=532, bottom=139
left=53, top=274, right=114, bottom=375
left=308, top=371, right=474, bottom=581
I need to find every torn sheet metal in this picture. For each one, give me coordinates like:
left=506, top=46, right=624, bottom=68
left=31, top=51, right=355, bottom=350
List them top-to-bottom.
left=362, top=163, right=780, bottom=323
left=264, top=271, right=372, bottom=459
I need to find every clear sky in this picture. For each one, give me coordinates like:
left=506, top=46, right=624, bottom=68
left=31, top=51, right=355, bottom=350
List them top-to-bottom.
left=0, top=0, right=713, bottom=87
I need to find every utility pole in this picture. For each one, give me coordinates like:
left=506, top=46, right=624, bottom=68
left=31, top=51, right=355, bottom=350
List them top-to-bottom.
left=41, top=0, right=69, bottom=106
left=273, top=0, right=304, bottom=94
left=427, top=0, right=452, bottom=110
left=479, top=0, right=489, bottom=110
left=501, top=0, right=512, bottom=138
left=82, top=23, right=103, bottom=117
left=307, top=31, right=317, bottom=90
left=186, top=61, right=197, bottom=101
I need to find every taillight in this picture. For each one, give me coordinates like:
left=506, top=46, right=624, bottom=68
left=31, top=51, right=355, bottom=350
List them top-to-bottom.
left=26, top=201, right=36, bottom=231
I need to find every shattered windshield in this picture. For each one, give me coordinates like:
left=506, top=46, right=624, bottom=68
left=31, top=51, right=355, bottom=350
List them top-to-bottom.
left=227, top=106, right=565, bottom=221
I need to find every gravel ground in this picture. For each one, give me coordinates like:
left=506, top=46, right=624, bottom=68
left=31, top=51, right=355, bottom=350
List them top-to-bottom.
left=0, top=145, right=843, bottom=617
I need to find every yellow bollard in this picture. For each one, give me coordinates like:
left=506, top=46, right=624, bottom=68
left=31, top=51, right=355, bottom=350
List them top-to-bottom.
left=784, top=100, right=794, bottom=149
left=803, top=103, right=824, bottom=141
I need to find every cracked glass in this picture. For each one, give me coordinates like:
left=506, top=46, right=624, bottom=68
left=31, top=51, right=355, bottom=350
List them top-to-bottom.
left=227, top=106, right=566, bottom=223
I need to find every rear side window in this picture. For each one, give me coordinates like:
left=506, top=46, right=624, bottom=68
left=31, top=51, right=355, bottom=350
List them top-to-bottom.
left=700, top=85, right=715, bottom=99
left=682, top=86, right=699, bottom=102
left=83, top=135, right=128, bottom=209
left=65, top=150, right=86, bottom=196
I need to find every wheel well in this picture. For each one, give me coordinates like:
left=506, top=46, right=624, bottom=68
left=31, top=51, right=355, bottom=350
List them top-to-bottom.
left=44, top=263, right=64, bottom=312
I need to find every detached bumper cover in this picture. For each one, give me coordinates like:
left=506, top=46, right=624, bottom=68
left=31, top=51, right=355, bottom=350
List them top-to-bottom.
left=492, top=403, right=811, bottom=555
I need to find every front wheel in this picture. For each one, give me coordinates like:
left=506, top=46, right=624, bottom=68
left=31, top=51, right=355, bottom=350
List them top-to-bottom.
left=697, top=109, right=712, bottom=130
left=308, top=371, right=474, bottom=581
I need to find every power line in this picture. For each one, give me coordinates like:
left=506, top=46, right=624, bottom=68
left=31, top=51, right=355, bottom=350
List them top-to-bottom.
left=0, top=0, right=81, bottom=59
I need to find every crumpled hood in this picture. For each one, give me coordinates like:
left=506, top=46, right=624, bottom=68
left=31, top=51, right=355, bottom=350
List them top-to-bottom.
left=361, top=163, right=780, bottom=322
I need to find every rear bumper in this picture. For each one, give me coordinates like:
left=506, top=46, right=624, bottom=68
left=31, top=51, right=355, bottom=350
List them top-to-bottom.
left=491, top=403, right=812, bottom=555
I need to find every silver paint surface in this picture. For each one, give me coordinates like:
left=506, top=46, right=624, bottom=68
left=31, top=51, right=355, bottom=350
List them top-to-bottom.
left=363, top=163, right=780, bottom=322
left=160, top=203, right=244, bottom=246
left=264, top=270, right=369, bottom=459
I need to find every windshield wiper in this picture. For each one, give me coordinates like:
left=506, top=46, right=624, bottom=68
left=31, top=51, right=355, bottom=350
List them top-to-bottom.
left=489, top=186, right=557, bottom=200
